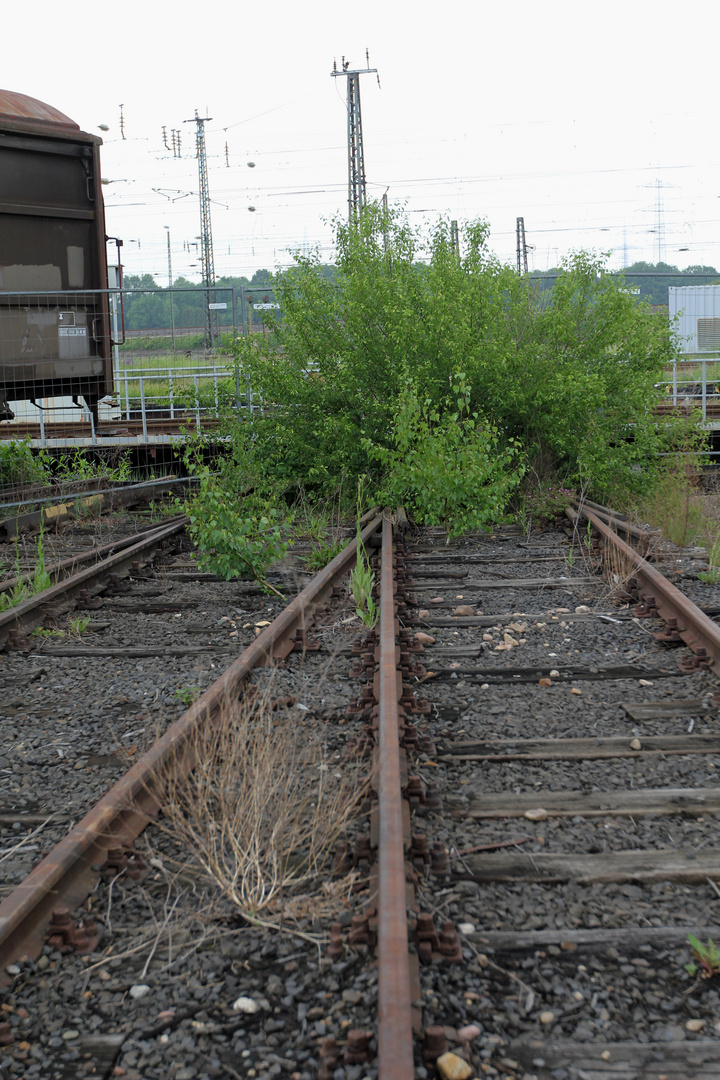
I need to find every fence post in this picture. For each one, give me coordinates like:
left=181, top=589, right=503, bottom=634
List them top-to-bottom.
left=702, top=359, right=707, bottom=422
left=234, top=360, right=242, bottom=413
left=169, top=369, right=174, bottom=422
left=194, top=374, right=200, bottom=434
left=140, top=378, right=148, bottom=442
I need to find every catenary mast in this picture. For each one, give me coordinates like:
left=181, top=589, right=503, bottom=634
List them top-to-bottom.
left=331, top=53, right=378, bottom=220
left=185, top=111, right=216, bottom=345
left=516, top=217, right=529, bottom=275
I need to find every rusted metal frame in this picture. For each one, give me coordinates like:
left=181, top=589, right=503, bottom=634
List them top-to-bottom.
left=574, top=497, right=658, bottom=543
left=579, top=497, right=628, bottom=521
left=568, top=503, right=720, bottom=675
left=358, top=505, right=382, bottom=528
left=0, top=513, right=383, bottom=978
left=376, top=514, right=415, bottom=1079
left=0, top=515, right=187, bottom=594
left=0, top=517, right=189, bottom=649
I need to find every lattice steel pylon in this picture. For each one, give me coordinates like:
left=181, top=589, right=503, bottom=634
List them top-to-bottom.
left=331, top=55, right=378, bottom=220
left=185, top=111, right=216, bottom=345
left=516, top=216, right=528, bottom=275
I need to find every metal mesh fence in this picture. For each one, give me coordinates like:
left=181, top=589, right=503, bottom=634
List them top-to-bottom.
left=0, top=285, right=260, bottom=507
left=657, top=358, right=720, bottom=422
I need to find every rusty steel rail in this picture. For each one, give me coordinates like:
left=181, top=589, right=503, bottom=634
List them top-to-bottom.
left=0, top=477, right=187, bottom=540
left=574, top=497, right=659, bottom=544
left=569, top=501, right=720, bottom=675
left=0, top=513, right=383, bottom=978
left=0, top=514, right=187, bottom=595
left=376, top=514, right=415, bottom=1078
left=0, top=516, right=189, bottom=649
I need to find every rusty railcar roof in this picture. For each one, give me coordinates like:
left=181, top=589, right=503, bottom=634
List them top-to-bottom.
left=0, top=89, right=80, bottom=131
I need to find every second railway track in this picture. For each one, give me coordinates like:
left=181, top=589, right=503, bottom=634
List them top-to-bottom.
left=2, top=506, right=720, bottom=1079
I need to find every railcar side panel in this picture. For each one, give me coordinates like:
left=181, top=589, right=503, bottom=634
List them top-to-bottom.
left=0, top=91, right=112, bottom=418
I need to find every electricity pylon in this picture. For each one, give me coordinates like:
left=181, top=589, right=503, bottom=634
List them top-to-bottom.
left=331, top=53, right=378, bottom=220
left=185, top=111, right=216, bottom=345
left=640, top=179, right=678, bottom=265
left=516, top=217, right=528, bottom=275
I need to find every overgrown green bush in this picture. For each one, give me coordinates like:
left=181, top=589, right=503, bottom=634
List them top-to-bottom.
left=218, top=203, right=691, bottom=529
left=365, top=373, right=523, bottom=537
left=182, top=440, right=290, bottom=589
left=185, top=472, right=289, bottom=588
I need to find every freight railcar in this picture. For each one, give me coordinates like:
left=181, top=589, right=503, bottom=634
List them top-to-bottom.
left=0, top=89, right=113, bottom=424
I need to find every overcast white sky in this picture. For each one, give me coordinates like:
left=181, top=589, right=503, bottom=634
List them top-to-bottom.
left=5, top=0, right=719, bottom=284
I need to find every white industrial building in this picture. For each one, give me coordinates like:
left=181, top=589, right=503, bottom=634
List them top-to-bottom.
left=669, top=284, right=720, bottom=353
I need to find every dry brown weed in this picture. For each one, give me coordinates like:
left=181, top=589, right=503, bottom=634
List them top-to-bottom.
left=149, top=685, right=365, bottom=936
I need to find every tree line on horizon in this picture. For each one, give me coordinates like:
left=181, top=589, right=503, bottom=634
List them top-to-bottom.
left=120, top=258, right=719, bottom=332
left=531, top=261, right=719, bottom=307
left=120, top=270, right=276, bottom=332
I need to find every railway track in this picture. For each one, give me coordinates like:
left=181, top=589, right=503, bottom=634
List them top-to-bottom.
left=0, top=417, right=223, bottom=443
left=0, top=477, right=188, bottom=541
left=0, top=505, right=331, bottom=922
left=2, top=505, right=720, bottom=1078
left=395, top=509, right=720, bottom=1080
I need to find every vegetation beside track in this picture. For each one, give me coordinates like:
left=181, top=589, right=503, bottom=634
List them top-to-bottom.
left=174, top=203, right=705, bottom=575
left=239, top=205, right=687, bottom=498
left=0, top=440, right=134, bottom=492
